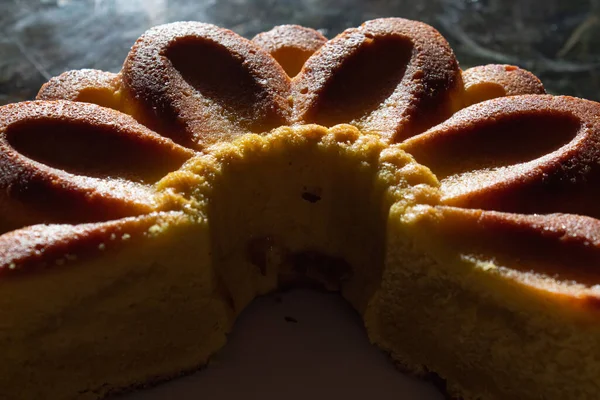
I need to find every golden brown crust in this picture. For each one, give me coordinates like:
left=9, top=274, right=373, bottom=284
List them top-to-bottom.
left=292, top=17, right=463, bottom=142
left=121, top=22, right=292, bottom=150
left=252, top=25, right=327, bottom=77
left=462, top=64, right=545, bottom=106
left=36, top=69, right=122, bottom=110
left=402, top=95, right=600, bottom=219
left=0, top=101, right=194, bottom=233
left=413, top=206, right=600, bottom=288
left=0, top=211, right=188, bottom=276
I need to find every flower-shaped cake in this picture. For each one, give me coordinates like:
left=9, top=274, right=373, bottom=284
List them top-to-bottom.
left=0, top=18, right=599, bottom=400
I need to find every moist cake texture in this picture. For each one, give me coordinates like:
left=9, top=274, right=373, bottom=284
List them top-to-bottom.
left=1, top=17, right=600, bottom=400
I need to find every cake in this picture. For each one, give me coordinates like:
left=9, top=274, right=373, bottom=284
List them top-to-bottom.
left=1, top=17, right=598, bottom=400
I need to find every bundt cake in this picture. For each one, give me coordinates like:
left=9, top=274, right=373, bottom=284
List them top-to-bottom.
left=2, top=17, right=599, bottom=400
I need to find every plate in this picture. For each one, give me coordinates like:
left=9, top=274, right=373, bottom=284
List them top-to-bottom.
left=122, top=289, right=442, bottom=399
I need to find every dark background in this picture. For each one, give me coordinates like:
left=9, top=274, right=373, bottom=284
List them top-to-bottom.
left=1, top=0, right=599, bottom=106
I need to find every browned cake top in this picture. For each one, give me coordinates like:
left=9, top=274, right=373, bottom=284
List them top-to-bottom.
left=292, top=18, right=464, bottom=142
left=121, top=21, right=292, bottom=150
left=252, top=25, right=327, bottom=77
left=462, top=64, right=546, bottom=106
left=37, top=69, right=122, bottom=110
left=403, top=95, right=600, bottom=218
left=0, top=101, right=193, bottom=233
left=0, top=211, right=187, bottom=276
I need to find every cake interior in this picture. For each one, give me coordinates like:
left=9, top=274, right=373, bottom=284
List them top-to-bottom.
left=203, top=126, right=396, bottom=314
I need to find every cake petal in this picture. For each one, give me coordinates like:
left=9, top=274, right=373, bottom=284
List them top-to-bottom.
left=292, top=17, right=463, bottom=142
left=121, top=22, right=292, bottom=150
left=252, top=25, right=327, bottom=78
left=462, top=64, right=545, bottom=106
left=36, top=69, right=123, bottom=111
left=403, top=95, right=600, bottom=218
left=0, top=101, right=193, bottom=233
